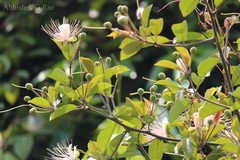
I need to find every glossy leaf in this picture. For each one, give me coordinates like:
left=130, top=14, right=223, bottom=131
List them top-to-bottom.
left=179, top=0, right=198, bottom=17
left=141, top=4, right=153, bottom=27
left=149, top=18, right=164, bottom=35
left=171, top=20, right=188, bottom=42
left=139, top=26, right=151, bottom=37
left=186, top=32, right=206, bottom=41
left=146, top=36, right=170, bottom=44
left=120, top=40, right=143, bottom=60
left=175, top=47, right=191, bottom=66
left=80, top=57, right=95, bottom=74
left=198, top=57, right=220, bottom=78
left=155, top=60, right=179, bottom=70
left=105, top=65, right=129, bottom=80
left=232, top=65, right=240, bottom=86
left=48, top=68, right=70, bottom=85
left=191, top=72, right=204, bottom=87
left=155, top=79, right=180, bottom=93
left=232, top=87, right=240, bottom=99
left=28, top=97, right=51, bottom=108
left=169, top=99, right=192, bottom=122
left=199, top=99, right=225, bottom=119
left=49, top=104, right=77, bottom=121
left=232, top=117, right=240, bottom=139
left=106, top=133, right=124, bottom=156
left=182, top=138, right=194, bottom=159
left=148, top=139, right=163, bottom=160
left=88, top=141, right=102, bottom=159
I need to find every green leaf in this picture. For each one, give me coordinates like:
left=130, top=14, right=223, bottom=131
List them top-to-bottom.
left=179, top=0, right=198, bottom=17
left=214, top=0, right=223, bottom=7
left=141, top=4, right=153, bottom=27
left=149, top=18, right=164, bottom=35
left=172, top=20, right=188, bottom=42
left=139, top=26, right=151, bottom=37
left=186, top=32, right=206, bottom=41
left=146, top=36, right=170, bottom=44
left=236, top=38, right=240, bottom=51
left=120, top=40, right=143, bottom=60
left=53, top=41, right=75, bottom=61
left=175, top=47, right=191, bottom=66
left=80, top=57, right=95, bottom=74
left=198, top=57, right=220, bottom=78
left=155, top=60, right=179, bottom=70
left=105, top=65, right=129, bottom=80
left=232, top=65, right=240, bottom=86
left=48, top=68, right=70, bottom=85
left=191, top=72, right=204, bottom=87
left=155, top=79, right=180, bottom=93
left=88, top=82, right=112, bottom=96
left=48, top=86, right=58, bottom=103
left=55, top=86, right=78, bottom=100
left=232, top=87, right=240, bottom=99
left=28, top=97, right=51, bottom=108
left=126, top=98, right=148, bottom=116
left=169, top=99, right=192, bottom=123
left=199, top=99, right=225, bottom=119
left=49, top=104, right=77, bottom=121
left=232, top=117, right=240, bottom=139
left=97, top=121, right=124, bottom=153
left=206, top=124, right=225, bottom=140
left=106, top=133, right=125, bottom=156
left=13, top=135, right=33, bottom=160
left=182, top=138, right=194, bottom=159
left=148, top=139, right=163, bottom=160
left=88, top=141, right=103, bottom=159
left=221, top=143, right=239, bottom=154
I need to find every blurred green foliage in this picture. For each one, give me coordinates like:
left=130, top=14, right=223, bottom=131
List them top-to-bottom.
left=0, top=0, right=240, bottom=159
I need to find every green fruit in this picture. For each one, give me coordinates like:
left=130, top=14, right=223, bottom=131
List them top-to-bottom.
left=117, top=5, right=124, bottom=13
left=122, top=6, right=128, bottom=13
left=114, top=11, right=121, bottom=18
left=117, top=15, right=128, bottom=26
left=103, top=21, right=112, bottom=29
left=78, top=32, right=87, bottom=40
left=190, top=47, right=197, bottom=54
left=172, top=51, right=179, bottom=58
left=105, top=57, right=112, bottom=65
left=94, top=61, right=100, bottom=66
left=158, top=72, right=166, bottom=80
left=85, top=73, right=93, bottom=81
left=25, top=83, right=33, bottom=90
left=42, top=86, right=48, bottom=92
left=150, top=86, right=156, bottom=93
left=137, top=88, right=144, bottom=96
left=150, top=94, right=156, bottom=102
left=24, top=96, right=31, bottom=102
left=29, top=108, right=37, bottom=114
left=207, top=119, right=213, bottom=126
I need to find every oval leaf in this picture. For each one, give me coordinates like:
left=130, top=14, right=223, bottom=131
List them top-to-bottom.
left=179, top=0, right=199, bottom=17
left=141, top=4, right=153, bottom=27
left=149, top=18, right=164, bottom=35
left=171, top=20, right=188, bottom=42
left=120, top=41, right=143, bottom=60
left=80, top=57, right=95, bottom=74
left=198, top=57, right=220, bottom=78
left=155, top=60, right=179, bottom=70
left=48, top=68, right=70, bottom=85
left=28, top=97, right=51, bottom=108
left=50, top=104, right=77, bottom=121
left=149, top=139, right=163, bottom=160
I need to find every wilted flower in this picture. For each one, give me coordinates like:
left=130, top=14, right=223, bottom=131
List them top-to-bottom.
left=41, top=17, right=83, bottom=42
left=176, top=58, right=188, bottom=73
left=191, top=112, right=214, bottom=129
left=144, top=117, right=168, bottom=142
left=45, top=140, right=80, bottom=160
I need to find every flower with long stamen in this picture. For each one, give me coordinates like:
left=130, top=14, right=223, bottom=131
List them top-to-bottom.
left=41, top=17, right=83, bottom=42
left=45, top=140, right=80, bottom=160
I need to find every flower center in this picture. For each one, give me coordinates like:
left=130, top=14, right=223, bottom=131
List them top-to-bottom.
left=58, top=24, right=70, bottom=41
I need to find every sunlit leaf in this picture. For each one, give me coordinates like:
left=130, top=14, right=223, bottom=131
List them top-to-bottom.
left=179, top=0, right=198, bottom=17
left=214, top=0, right=223, bottom=7
left=141, top=4, right=153, bottom=27
left=149, top=18, right=164, bottom=35
left=172, top=20, right=188, bottom=42
left=139, top=26, right=151, bottom=37
left=107, top=30, right=125, bottom=39
left=186, top=32, right=206, bottom=41
left=146, top=36, right=170, bottom=44
left=236, top=38, right=240, bottom=51
left=120, top=40, right=143, bottom=60
left=53, top=41, right=75, bottom=61
left=175, top=47, right=191, bottom=66
left=80, top=57, right=95, bottom=74
left=198, top=57, right=220, bottom=78
left=155, top=60, right=179, bottom=70
left=105, top=65, right=129, bottom=80
left=232, top=65, right=240, bottom=86
left=48, top=68, right=70, bottom=85
left=191, top=72, right=204, bottom=87
left=155, top=79, right=180, bottom=93
left=48, top=86, right=58, bottom=103
left=55, top=86, right=78, bottom=100
left=232, top=87, right=240, bottom=99
left=28, top=97, right=51, bottom=108
left=126, top=98, right=148, bottom=116
left=169, top=99, right=192, bottom=122
left=49, top=104, right=77, bottom=121
left=232, top=117, right=240, bottom=139
left=206, top=124, right=225, bottom=140
left=106, top=133, right=125, bottom=156
left=182, top=138, right=194, bottom=159
left=149, top=139, right=163, bottom=160
left=88, top=141, right=103, bottom=159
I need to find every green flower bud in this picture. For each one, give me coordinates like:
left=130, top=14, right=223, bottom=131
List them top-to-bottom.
left=117, top=5, right=124, bottom=12
left=122, top=6, right=128, bottom=13
left=114, top=11, right=121, bottom=18
left=117, top=15, right=128, bottom=26
left=103, top=21, right=112, bottom=29
left=78, top=32, right=87, bottom=40
left=190, top=47, right=197, bottom=54
left=172, top=51, right=179, bottom=58
left=105, top=57, right=112, bottom=65
left=94, top=61, right=100, bottom=66
left=158, top=72, right=166, bottom=80
left=85, top=73, right=93, bottom=81
left=68, top=75, right=74, bottom=80
left=165, top=77, right=171, bottom=81
left=25, top=83, right=33, bottom=90
left=152, top=85, right=158, bottom=91
left=42, top=86, right=48, bottom=92
left=150, top=86, right=156, bottom=93
left=137, top=88, right=144, bottom=96
left=150, top=94, right=156, bottom=102
left=24, top=96, right=31, bottom=102
left=166, top=101, right=174, bottom=109
left=29, top=108, right=37, bottom=114
left=207, top=119, right=213, bottom=126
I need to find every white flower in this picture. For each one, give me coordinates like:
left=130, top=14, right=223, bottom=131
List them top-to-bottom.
left=42, top=17, right=83, bottom=42
left=45, top=140, right=80, bottom=160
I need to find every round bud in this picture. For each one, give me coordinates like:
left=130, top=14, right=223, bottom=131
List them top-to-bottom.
left=117, top=5, right=124, bottom=12
left=122, top=6, right=128, bottom=13
left=114, top=11, right=121, bottom=18
left=117, top=15, right=128, bottom=26
left=103, top=21, right=112, bottom=29
left=78, top=32, right=87, bottom=40
left=190, top=47, right=197, bottom=54
left=172, top=51, right=179, bottom=58
left=105, top=57, right=112, bottom=65
left=94, top=61, right=100, bottom=66
left=158, top=72, right=166, bottom=80
left=85, top=73, right=93, bottom=81
left=116, top=74, right=122, bottom=79
left=68, top=75, right=74, bottom=80
left=165, top=77, right=171, bottom=81
left=25, top=83, right=33, bottom=90
left=152, top=85, right=158, bottom=91
left=42, top=86, right=48, bottom=92
left=150, top=86, right=156, bottom=93
left=137, top=88, right=144, bottom=96
left=150, top=94, right=156, bottom=102
left=24, top=96, right=31, bottom=102
left=166, top=101, right=174, bottom=109
left=29, top=108, right=37, bottom=114
left=224, top=110, right=231, bottom=118
left=207, top=119, right=213, bottom=126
